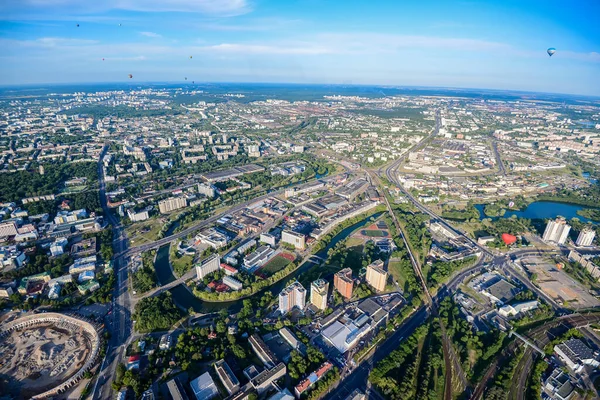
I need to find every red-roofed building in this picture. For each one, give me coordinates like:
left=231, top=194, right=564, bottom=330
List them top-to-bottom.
left=220, top=263, right=239, bottom=276
left=216, top=283, right=229, bottom=292
left=294, top=361, right=333, bottom=397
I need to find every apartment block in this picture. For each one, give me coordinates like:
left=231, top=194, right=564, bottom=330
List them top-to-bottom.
left=334, top=268, right=354, bottom=299
left=310, top=279, right=329, bottom=310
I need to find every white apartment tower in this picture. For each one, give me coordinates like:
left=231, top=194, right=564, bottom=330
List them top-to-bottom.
left=542, top=217, right=571, bottom=245
left=576, top=228, right=596, bottom=247
left=278, top=281, right=306, bottom=314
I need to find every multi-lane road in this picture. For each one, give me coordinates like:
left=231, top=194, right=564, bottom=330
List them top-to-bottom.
left=92, top=146, right=132, bottom=400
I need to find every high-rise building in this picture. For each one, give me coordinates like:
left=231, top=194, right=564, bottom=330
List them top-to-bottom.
left=158, top=196, right=187, bottom=214
left=542, top=217, right=571, bottom=245
left=576, top=228, right=596, bottom=247
left=281, top=230, right=306, bottom=250
left=196, top=254, right=220, bottom=280
left=366, top=260, right=387, bottom=292
left=334, top=268, right=354, bottom=299
left=310, top=279, right=329, bottom=310
left=278, top=281, right=306, bottom=314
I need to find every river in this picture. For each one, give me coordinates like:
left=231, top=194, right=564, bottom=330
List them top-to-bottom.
left=475, top=201, right=596, bottom=223
left=153, top=212, right=384, bottom=314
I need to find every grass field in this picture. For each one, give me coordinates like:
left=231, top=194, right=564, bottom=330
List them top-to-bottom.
left=126, top=218, right=164, bottom=245
left=345, top=237, right=365, bottom=247
left=259, top=254, right=292, bottom=276
left=388, top=260, right=408, bottom=290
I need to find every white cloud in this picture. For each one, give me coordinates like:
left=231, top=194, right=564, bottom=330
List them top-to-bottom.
left=0, top=0, right=251, bottom=16
left=139, top=31, right=161, bottom=38
left=35, top=37, right=100, bottom=47
left=200, top=43, right=333, bottom=55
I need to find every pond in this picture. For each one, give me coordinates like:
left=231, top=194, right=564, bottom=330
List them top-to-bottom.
left=475, top=201, right=596, bottom=223
left=153, top=212, right=384, bottom=314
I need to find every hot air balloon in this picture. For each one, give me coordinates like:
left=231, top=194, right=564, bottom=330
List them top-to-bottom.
left=76, top=24, right=80, bottom=27
left=547, top=48, right=556, bottom=57
left=189, top=56, right=193, bottom=59
left=102, top=58, right=105, bottom=61
left=128, top=74, right=133, bottom=79
left=185, top=77, right=188, bottom=80
left=501, top=233, right=517, bottom=246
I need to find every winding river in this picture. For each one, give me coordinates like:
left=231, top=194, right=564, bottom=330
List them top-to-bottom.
left=154, top=212, right=383, bottom=314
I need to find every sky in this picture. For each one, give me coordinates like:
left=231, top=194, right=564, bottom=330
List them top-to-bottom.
left=0, top=0, right=599, bottom=96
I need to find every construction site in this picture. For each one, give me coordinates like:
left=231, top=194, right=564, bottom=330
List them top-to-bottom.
left=0, top=312, right=102, bottom=399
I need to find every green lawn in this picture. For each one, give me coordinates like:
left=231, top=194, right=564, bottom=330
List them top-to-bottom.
left=126, top=218, right=164, bottom=245
left=259, top=254, right=292, bottom=276
left=388, top=260, right=408, bottom=290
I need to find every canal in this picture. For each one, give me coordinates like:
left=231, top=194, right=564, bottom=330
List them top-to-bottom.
left=154, top=212, right=384, bottom=314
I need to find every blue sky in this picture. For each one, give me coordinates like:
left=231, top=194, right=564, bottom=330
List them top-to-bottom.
left=1, top=0, right=599, bottom=95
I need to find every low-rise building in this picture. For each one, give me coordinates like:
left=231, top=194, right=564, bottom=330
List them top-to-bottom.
left=244, top=246, right=275, bottom=272
left=223, top=276, right=243, bottom=291
left=498, top=300, right=539, bottom=317
left=159, top=334, right=172, bottom=350
left=249, top=334, right=278, bottom=368
left=554, top=338, right=600, bottom=373
left=214, top=359, right=240, bottom=395
left=294, top=361, right=334, bottom=398
left=250, top=363, right=286, bottom=394
left=543, top=368, right=575, bottom=400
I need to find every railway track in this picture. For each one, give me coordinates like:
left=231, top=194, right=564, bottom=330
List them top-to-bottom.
left=470, top=313, right=600, bottom=400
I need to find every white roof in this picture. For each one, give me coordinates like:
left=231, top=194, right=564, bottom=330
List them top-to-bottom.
left=190, top=372, right=218, bottom=400
left=268, top=388, right=294, bottom=400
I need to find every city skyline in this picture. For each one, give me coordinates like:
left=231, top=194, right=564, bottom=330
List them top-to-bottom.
left=1, top=0, right=600, bottom=95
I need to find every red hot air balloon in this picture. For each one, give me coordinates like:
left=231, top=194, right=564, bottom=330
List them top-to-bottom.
left=501, top=233, right=517, bottom=246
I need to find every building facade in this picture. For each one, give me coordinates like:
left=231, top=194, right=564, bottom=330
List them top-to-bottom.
left=158, top=197, right=187, bottom=214
left=542, top=217, right=571, bottom=245
left=576, top=228, right=596, bottom=247
left=281, top=230, right=306, bottom=250
left=196, top=254, right=221, bottom=280
left=366, top=260, right=388, bottom=292
left=334, top=268, right=354, bottom=299
left=310, top=279, right=329, bottom=310
left=278, top=281, right=306, bottom=314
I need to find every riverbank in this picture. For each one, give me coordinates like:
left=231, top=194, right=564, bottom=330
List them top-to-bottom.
left=191, top=207, right=386, bottom=303
left=153, top=209, right=385, bottom=313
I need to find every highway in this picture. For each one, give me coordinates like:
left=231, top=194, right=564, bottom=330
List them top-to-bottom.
left=92, top=145, right=133, bottom=400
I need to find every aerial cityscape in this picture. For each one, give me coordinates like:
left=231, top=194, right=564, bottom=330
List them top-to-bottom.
left=1, top=1, right=600, bottom=400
